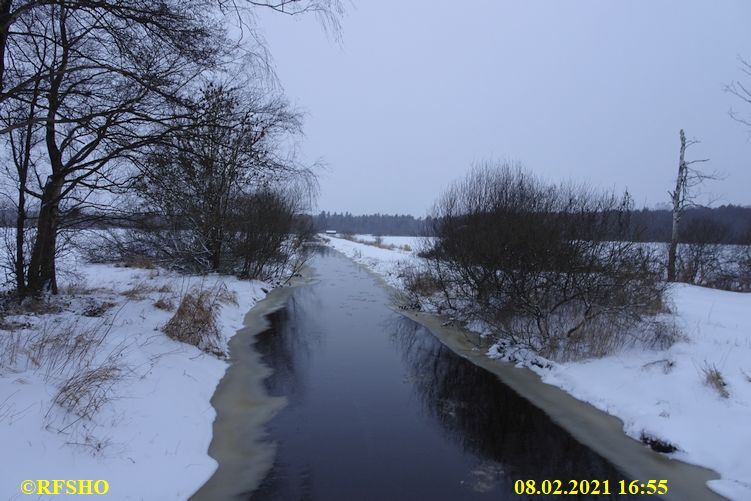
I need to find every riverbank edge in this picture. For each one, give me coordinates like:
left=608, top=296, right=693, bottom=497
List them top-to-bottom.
left=328, top=244, right=725, bottom=501
left=190, top=268, right=316, bottom=501
left=401, top=309, right=724, bottom=501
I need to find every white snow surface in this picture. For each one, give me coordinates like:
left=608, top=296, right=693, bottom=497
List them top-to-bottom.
left=325, top=234, right=751, bottom=501
left=0, top=251, right=268, bottom=500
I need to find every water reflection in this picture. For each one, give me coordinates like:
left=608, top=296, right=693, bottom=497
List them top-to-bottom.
left=249, top=251, right=643, bottom=500
left=254, top=291, right=324, bottom=402
left=388, top=317, right=641, bottom=498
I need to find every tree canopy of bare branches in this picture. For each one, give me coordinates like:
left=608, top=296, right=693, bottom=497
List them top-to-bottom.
left=0, top=0, right=340, bottom=296
left=727, top=57, right=751, bottom=130
left=131, top=82, right=315, bottom=275
left=411, top=162, right=666, bottom=360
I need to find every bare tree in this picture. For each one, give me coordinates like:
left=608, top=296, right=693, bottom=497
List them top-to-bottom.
left=1, top=0, right=340, bottom=296
left=1, top=0, right=343, bottom=106
left=1, top=1, right=229, bottom=295
left=726, top=57, right=751, bottom=130
left=0, top=74, right=43, bottom=293
left=132, top=83, right=313, bottom=274
left=667, top=130, right=713, bottom=282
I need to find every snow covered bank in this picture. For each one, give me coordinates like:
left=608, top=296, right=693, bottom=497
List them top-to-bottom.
left=325, top=234, right=751, bottom=501
left=322, top=235, right=416, bottom=289
left=0, top=253, right=269, bottom=500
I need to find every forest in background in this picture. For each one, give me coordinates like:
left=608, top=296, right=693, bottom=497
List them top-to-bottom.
left=311, top=205, right=751, bottom=244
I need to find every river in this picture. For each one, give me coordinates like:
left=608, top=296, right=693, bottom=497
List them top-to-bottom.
left=192, top=247, right=720, bottom=500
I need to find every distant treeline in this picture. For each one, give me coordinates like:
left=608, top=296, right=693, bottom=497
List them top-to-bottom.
left=3, top=205, right=750, bottom=244
left=630, top=205, right=751, bottom=244
left=313, top=206, right=751, bottom=244
left=313, top=212, right=430, bottom=236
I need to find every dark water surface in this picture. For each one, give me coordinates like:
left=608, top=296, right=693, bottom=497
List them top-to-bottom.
left=249, top=249, right=644, bottom=500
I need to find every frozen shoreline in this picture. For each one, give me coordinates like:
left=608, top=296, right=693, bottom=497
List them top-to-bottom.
left=325, top=234, right=751, bottom=501
left=0, top=255, right=270, bottom=500
left=191, top=273, right=311, bottom=500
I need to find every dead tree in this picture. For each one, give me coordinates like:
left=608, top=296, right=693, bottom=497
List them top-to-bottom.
left=667, top=130, right=712, bottom=282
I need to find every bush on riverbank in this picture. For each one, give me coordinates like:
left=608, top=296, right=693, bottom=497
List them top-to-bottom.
left=410, top=162, right=670, bottom=361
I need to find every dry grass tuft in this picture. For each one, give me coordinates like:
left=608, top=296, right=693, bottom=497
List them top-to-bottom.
left=402, top=267, right=443, bottom=297
left=121, top=282, right=156, bottom=300
left=59, top=283, right=98, bottom=296
left=163, top=283, right=236, bottom=356
left=153, top=297, right=175, bottom=311
left=18, top=298, right=63, bottom=315
left=82, top=302, right=116, bottom=318
left=0, top=318, right=113, bottom=381
left=0, top=319, right=30, bottom=331
left=702, top=362, right=730, bottom=398
left=51, top=364, right=123, bottom=419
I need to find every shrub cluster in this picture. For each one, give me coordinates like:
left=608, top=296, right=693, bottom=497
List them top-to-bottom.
left=409, top=163, right=668, bottom=360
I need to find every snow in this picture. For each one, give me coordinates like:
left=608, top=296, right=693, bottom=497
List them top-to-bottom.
left=324, top=234, right=751, bottom=501
left=322, top=235, right=415, bottom=289
left=0, top=250, right=268, bottom=500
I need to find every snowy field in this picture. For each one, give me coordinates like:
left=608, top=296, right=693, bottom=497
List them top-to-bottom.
left=325, top=234, right=751, bottom=501
left=0, top=244, right=269, bottom=500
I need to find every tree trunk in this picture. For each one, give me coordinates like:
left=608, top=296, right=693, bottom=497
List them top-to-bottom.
left=0, top=0, right=12, bottom=93
left=667, top=129, right=687, bottom=282
left=15, top=172, right=26, bottom=295
left=26, top=177, right=64, bottom=295
left=209, top=231, right=222, bottom=271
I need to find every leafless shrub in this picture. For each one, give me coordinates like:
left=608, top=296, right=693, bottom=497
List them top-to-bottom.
left=419, top=162, right=666, bottom=361
left=228, top=189, right=312, bottom=281
left=675, top=218, right=738, bottom=289
left=76, top=229, right=161, bottom=268
left=733, top=245, right=751, bottom=292
left=162, top=283, right=236, bottom=356
left=642, top=318, right=683, bottom=351
left=702, top=363, right=730, bottom=398
left=741, top=370, right=751, bottom=383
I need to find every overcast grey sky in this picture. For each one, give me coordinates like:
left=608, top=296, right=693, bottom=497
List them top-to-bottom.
left=257, top=1, right=751, bottom=216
